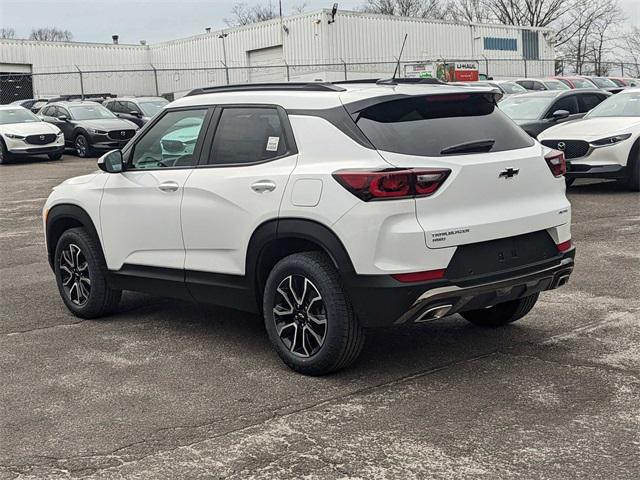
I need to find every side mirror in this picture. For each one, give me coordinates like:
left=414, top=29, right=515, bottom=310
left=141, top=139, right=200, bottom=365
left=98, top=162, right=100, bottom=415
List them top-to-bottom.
left=130, top=110, right=142, bottom=117
left=551, top=110, right=570, bottom=121
left=58, top=115, right=69, bottom=122
left=98, top=149, right=124, bottom=173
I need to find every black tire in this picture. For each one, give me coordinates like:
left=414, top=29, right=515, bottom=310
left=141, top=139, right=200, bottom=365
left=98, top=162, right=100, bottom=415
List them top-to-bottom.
left=74, top=133, right=92, bottom=158
left=0, top=139, right=11, bottom=164
left=624, top=140, right=639, bottom=192
left=48, top=152, right=63, bottom=161
left=565, top=177, right=575, bottom=188
left=54, top=227, right=121, bottom=319
left=263, top=251, right=365, bottom=376
left=461, top=293, right=539, bottom=328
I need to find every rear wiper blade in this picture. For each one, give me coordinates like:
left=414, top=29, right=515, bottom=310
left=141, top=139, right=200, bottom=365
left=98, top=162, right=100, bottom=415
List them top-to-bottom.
left=440, top=139, right=495, bottom=155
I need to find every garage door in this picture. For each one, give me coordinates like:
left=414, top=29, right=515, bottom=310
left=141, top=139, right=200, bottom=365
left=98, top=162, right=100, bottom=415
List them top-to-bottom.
left=247, top=45, right=284, bottom=83
left=0, top=64, right=34, bottom=104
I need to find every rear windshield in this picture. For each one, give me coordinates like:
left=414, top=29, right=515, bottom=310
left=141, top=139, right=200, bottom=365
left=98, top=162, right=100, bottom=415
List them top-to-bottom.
left=355, top=93, right=533, bottom=157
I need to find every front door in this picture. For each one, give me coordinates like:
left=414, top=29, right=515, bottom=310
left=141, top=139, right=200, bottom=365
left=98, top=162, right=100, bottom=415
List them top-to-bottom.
left=100, top=107, right=211, bottom=273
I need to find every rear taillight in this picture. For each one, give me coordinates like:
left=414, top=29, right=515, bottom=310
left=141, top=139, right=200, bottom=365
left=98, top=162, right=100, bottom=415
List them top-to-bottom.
left=545, top=149, right=566, bottom=177
left=332, top=168, right=450, bottom=201
left=557, top=239, right=572, bottom=253
left=392, top=269, right=446, bottom=283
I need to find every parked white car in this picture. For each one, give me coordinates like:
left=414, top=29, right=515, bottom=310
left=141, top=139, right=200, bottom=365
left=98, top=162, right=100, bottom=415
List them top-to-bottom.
left=43, top=80, right=575, bottom=375
left=538, top=88, right=640, bottom=190
left=0, top=105, right=65, bottom=164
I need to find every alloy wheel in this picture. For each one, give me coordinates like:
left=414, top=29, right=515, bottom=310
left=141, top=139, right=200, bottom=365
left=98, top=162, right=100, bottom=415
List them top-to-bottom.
left=75, top=136, right=88, bottom=157
left=59, top=243, right=91, bottom=306
left=273, top=275, right=327, bottom=358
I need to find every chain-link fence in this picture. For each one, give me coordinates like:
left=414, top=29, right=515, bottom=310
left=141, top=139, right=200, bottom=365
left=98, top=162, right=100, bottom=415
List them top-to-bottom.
left=2, top=58, right=639, bottom=104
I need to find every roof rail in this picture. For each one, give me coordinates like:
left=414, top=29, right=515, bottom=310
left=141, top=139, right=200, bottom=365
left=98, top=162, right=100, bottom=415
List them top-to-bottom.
left=334, top=78, right=447, bottom=86
left=185, top=82, right=346, bottom=96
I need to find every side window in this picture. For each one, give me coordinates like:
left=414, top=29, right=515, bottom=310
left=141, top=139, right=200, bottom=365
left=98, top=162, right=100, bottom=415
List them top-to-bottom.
left=517, top=80, right=532, bottom=90
left=532, top=81, right=546, bottom=91
left=579, top=93, right=606, bottom=112
left=547, top=96, right=578, bottom=116
left=103, top=101, right=115, bottom=112
left=125, top=102, right=139, bottom=114
left=41, top=106, right=53, bottom=117
left=58, top=107, right=70, bottom=118
left=208, top=107, right=288, bottom=165
left=130, top=109, right=207, bottom=169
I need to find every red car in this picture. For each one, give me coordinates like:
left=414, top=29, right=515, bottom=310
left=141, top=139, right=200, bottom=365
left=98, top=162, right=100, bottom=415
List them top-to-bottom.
left=551, top=77, right=598, bottom=89
left=609, top=77, right=639, bottom=87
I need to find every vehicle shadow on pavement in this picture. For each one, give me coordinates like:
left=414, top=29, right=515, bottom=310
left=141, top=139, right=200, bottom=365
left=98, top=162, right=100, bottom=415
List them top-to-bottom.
left=568, top=179, right=634, bottom=194
left=111, top=291, right=541, bottom=379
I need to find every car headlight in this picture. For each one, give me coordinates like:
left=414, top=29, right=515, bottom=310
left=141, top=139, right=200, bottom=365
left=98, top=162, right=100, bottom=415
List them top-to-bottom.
left=87, top=128, right=107, bottom=134
left=56, top=131, right=64, bottom=137
left=5, top=133, right=26, bottom=140
left=590, top=133, right=632, bottom=147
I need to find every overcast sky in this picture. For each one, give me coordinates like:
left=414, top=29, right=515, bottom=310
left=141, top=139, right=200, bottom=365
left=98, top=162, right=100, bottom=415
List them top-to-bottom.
left=1, top=0, right=638, bottom=44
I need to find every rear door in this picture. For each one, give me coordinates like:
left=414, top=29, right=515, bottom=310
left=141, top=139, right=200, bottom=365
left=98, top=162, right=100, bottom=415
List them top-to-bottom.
left=353, top=93, right=570, bottom=249
left=181, top=105, right=297, bottom=284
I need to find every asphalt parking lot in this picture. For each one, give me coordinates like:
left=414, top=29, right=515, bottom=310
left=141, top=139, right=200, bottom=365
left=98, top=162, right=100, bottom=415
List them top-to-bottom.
left=1, top=154, right=639, bottom=479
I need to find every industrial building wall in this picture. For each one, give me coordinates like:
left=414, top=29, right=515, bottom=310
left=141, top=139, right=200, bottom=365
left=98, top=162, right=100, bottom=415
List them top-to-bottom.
left=0, top=10, right=556, bottom=99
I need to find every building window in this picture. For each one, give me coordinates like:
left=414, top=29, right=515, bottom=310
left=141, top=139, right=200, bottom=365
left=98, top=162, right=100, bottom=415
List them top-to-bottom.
left=521, top=30, right=540, bottom=60
left=483, top=37, right=517, bottom=52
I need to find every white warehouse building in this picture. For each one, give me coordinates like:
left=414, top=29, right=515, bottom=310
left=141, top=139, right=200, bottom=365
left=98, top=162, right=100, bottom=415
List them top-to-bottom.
left=0, top=9, right=556, bottom=101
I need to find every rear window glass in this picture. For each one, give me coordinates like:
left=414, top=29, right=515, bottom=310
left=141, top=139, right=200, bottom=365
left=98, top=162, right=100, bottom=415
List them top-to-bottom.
left=355, top=94, right=533, bottom=157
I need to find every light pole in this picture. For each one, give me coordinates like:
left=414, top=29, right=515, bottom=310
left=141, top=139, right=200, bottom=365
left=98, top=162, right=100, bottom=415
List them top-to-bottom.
left=218, top=32, right=229, bottom=85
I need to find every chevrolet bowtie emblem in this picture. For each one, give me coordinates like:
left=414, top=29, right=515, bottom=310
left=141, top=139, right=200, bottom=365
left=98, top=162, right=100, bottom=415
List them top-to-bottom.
left=499, top=167, right=520, bottom=179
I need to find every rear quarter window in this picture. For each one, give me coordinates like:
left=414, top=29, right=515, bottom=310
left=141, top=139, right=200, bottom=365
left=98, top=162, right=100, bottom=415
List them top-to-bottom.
left=354, top=94, right=534, bottom=157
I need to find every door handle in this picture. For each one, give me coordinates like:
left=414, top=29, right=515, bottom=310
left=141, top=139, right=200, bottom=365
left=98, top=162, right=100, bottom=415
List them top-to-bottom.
left=251, top=180, right=276, bottom=193
left=158, top=181, right=179, bottom=192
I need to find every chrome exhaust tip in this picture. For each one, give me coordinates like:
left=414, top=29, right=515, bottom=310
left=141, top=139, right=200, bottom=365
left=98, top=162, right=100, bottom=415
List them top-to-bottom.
left=555, top=274, right=570, bottom=288
left=415, top=304, right=453, bottom=323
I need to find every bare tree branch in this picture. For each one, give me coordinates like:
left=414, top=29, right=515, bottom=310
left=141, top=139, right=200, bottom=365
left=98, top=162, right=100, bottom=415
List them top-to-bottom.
left=29, top=27, right=73, bottom=42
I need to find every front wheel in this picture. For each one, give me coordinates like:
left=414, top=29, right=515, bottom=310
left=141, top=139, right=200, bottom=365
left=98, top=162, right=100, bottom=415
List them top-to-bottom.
left=74, top=134, right=91, bottom=158
left=0, top=140, right=11, bottom=164
left=625, top=141, right=639, bottom=192
left=48, top=152, right=63, bottom=161
left=54, top=227, right=121, bottom=318
left=263, top=252, right=365, bottom=375
left=461, top=293, right=539, bottom=328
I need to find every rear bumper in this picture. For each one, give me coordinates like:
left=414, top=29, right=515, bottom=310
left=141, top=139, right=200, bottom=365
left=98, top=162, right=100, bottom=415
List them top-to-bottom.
left=345, top=249, right=575, bottom=327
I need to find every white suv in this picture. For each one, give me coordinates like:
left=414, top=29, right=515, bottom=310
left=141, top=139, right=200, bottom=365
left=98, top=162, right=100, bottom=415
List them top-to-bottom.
left=43, top=80, right=575, bottom=375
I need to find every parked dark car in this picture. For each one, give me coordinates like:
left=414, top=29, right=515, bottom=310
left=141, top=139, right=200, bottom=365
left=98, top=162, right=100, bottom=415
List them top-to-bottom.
left=514, top=78, right=570, bottom=91
left=499, top=89, right=611, bottom=137
left=103, top=97, right=169, bottom=127
left=10, top=98, right=50, bottom=113
left=38, top=101, right=138, bottom=158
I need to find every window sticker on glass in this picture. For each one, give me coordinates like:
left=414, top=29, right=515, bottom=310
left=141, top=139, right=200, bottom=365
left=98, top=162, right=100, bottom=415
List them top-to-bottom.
left=266, top=136, right=280, bottom=152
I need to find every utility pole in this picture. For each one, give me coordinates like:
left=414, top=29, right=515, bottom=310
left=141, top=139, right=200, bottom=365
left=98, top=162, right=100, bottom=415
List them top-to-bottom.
left=218, top=32, right=229, bottom=85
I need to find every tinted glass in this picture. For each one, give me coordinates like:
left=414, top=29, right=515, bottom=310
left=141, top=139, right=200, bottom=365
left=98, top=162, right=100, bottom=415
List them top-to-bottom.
left=590, top=77, right=617, bottom=88
left=572, top=78, right=597, bottom=89
left=610, top=78, right=625, bottom=87
left=517, top=80, right=533, bottom=90
left=543, top=80, right=570, bottom=90
left=532, top=81, right=546, bottom=91
left=499, top=82, right=527, bottom=94
left=586, top=92, right=640, bottom=117
left=579, top=93, right=606, bottom=112
left=355, top=94, right=533, bottom=157
left=500, top=94, right=554, bottom=120
left=548, top=95, right=578, bottom=116
left=138, top=99, right=169, bottom=117
left=69, top=104, right=116, bottom=120
left=41, top=106, right=55, bottom=117
left=0, top=108, right=41, bottom=125
left=209, top=108, right=288, bottom=165
left=130, top=109, right=207, bottom=169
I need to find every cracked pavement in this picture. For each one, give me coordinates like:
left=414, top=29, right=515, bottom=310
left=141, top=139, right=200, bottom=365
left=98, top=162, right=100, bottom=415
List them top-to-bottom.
left=1, top=155, right=639, bottom=479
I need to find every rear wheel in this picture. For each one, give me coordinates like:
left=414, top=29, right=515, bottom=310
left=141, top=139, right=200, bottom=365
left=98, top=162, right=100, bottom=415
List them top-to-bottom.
left=74, top=134, right=91, bottom=158
left=54, top=227, right=121, bottom=318
left=263, top=252, right=365, bottom=375
left=461, top=293, right=539, bottom=328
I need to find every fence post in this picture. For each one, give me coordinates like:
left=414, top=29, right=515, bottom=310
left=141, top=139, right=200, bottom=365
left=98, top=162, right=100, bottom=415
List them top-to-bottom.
left=523, top=59, right=528, bottom=78
left=285, top=61, right=290, bottom=82
left=621, top=62, right=624, bottom=77
left=151, top=64, right=159, bottom=96
left=75, top=65, right=84, bottom=100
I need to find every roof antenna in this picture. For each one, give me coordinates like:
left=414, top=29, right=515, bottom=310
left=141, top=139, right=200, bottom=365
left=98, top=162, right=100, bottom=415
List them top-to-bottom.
left=378, top=34, right=407, bottom=85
